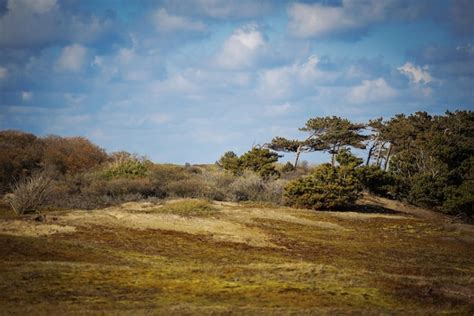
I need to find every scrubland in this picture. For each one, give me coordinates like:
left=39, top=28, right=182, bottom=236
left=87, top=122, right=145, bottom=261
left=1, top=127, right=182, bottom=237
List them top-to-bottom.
left=1, top=196, right=473, bottom=315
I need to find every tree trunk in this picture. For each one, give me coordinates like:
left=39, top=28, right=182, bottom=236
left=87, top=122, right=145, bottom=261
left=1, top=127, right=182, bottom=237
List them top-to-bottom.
left=376, top=142, right=386, bottom=167
left=383, top=143, right=392, bottom=171
left=330, top=144, right=337, bottom=166
left=366, top=145, right=375, bottom=166
left=294, top=146, right=302, bottom=168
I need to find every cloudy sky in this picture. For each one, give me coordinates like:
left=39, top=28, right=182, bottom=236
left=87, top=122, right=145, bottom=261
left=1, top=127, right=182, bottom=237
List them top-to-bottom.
left=1, top=0, right=473, bottom=163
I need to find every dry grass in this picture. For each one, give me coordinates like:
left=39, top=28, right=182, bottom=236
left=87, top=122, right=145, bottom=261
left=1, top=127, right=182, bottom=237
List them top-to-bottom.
left=0, top=196, right=473, bottom=314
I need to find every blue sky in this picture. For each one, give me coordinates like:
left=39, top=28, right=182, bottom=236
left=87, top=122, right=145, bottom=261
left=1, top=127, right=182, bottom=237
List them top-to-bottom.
left=1, top=0, right=473, bottom=164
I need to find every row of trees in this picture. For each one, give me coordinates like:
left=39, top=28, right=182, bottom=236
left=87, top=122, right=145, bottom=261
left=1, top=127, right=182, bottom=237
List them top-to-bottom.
left=218, top=111, right=473, bottom=217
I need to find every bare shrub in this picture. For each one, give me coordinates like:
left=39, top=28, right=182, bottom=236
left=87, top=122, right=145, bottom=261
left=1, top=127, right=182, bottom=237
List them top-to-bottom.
left=149, top=164, right=189, bottom=197
left=197, top=169, right=287, bottom=204
left=198, top=169, right=236, bottom=201
left=229, top=171, right=266, bottom=202
left=6, top=174, right=52, bottom=214
left=87, top=178, right=154, bottom=198
left=164, top=178, right=210, bottom=198
left=260, top=179, right=288, bottom=205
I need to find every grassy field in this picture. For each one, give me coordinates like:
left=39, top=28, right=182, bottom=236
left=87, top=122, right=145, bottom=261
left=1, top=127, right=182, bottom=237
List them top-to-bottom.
left=0, top=197, right=473, bottom=314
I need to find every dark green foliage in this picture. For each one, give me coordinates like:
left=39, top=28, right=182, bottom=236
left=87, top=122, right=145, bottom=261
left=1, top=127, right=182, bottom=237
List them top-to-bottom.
left=382, top=111, right=474, bottom=217
left=268, top=116, right=367, bottom=167
left=301, top=116, right=367, bottom=165
left=217, top=148, right=280, bottom=179
left=240, top=148, right=280, bottom=178
left=336, top=148, right=363, bottom=167
left=216, top=151, right=241, bottom=175
left=441, top=157, right=474, bottom=217
left=281, top=162, right=295, bottom=173
left=284, top=163, right=362, bottom=210
left=356, top=165, right=398, bottom=198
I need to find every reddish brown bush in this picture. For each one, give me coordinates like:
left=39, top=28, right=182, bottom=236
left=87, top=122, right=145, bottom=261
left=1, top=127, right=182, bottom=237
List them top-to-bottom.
left=0, top=130, right=44, bottom=194
left=42, top=136, right=107, bottom=175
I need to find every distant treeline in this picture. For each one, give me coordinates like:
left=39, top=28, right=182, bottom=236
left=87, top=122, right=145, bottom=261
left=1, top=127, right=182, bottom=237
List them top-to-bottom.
left=0, top=110, right=472, bottom=219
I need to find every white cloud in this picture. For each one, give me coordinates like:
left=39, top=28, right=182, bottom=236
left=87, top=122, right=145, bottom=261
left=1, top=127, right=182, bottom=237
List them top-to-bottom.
left=0, top=0, right=115, bottom=49
left=8, top=0, right=57, bottom=14
left=164, top=0, right=271, bottom=19
left=287, top=0, right=417, bottom=38
left=288, top=2, right=357, bottom=38
left=152, top=8, right=206, bottom=32
left=216, top=24, right=265, bottom=69
left=92, top=42, right=162, bottom=82
left=456, top=43, right=474, bottom=55
left=56, top=44, right=87, bottom=72
left=258, top=55, right=326, bottom=99
left=398, top=62, right=433, bottom=84
left=0, top=66, right=7, bottom=79
left=149, top=74, right=199, bottom=96
left=348, top=78, right=397, bottom=103
left=21, top=91, right=33, bottom=101
left=263, top=103, right=291, bottom=116
left=148, top=113, right=171, bottom=124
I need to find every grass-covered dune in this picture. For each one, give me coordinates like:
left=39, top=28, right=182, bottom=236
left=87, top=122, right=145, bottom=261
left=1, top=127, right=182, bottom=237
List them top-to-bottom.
left=0, top=196, right=473, bottom=314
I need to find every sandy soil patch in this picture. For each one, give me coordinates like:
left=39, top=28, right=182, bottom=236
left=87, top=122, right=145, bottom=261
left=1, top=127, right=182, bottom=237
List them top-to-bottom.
left=219, top=206, right=346, bottom=230
left=58, top=207, right=277, bottom=248
left=0, top=220, right=76, bottom=237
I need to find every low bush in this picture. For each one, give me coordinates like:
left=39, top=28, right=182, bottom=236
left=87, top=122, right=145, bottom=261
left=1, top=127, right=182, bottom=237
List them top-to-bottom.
left=217, top=148, right=280, bottom=179
left=101, top=154, right=149, bottom=179
left=280, top=162, right=295, bottom=173
left=149, top=164, right=189, bottom=197
left=284, top=164, right=362, bottom=210
left=356, top=165, right=398, bottom=198
left=198, top=169, right=236, bottom=201
left=226, top=171, right=288, bottom=204
left=229, top=171, right=266, bottom=201
left=6, top=173, right=52, bottom=214
left=86, top=178, right=154, bottom=198
left=164, top=178, right=210, bottom=199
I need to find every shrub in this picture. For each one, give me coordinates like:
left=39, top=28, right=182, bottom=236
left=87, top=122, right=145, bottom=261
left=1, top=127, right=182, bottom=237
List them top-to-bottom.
left=0, top=130, right=44, bottom=194
left=42, top=135, right=107, bottom=175
left=217, top=148, right=280, bottom=179
left=239, top=148, right=280, bottom=179
left=216, top=151, right=241, bottom=175
left=102, top=154, right=149, bottom=179
left=281, top=162, right=295, bottom=173
left=149, top=164, right=192, bottom=198
left=284, top=164, right=362, bottom=210
left=356, top=165, right=398, bottom=198
left=198, top=169, right=236, bottom=201
left=226, top=171, right=287, bottom=204
left=229, top=171, right=266, bottom=201
left=6, top=173, right=52, bottom=214
left=407, top=173, right=447, bottom=208
left=86, top=178, right=154, bottom=198
left=164, top=178, right=210, bottom=198
left=260, top=179, right=288, bottom=205
left=443, top=181, right=474, bottom=218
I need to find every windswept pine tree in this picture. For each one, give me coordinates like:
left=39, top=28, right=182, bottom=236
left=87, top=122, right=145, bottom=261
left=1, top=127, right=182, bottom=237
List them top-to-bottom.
left=268, top=116, right=367, bottom=166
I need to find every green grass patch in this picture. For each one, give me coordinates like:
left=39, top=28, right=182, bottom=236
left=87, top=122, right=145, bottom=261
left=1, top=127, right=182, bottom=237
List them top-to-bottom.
left=156, top=199, right=219, bottom=217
